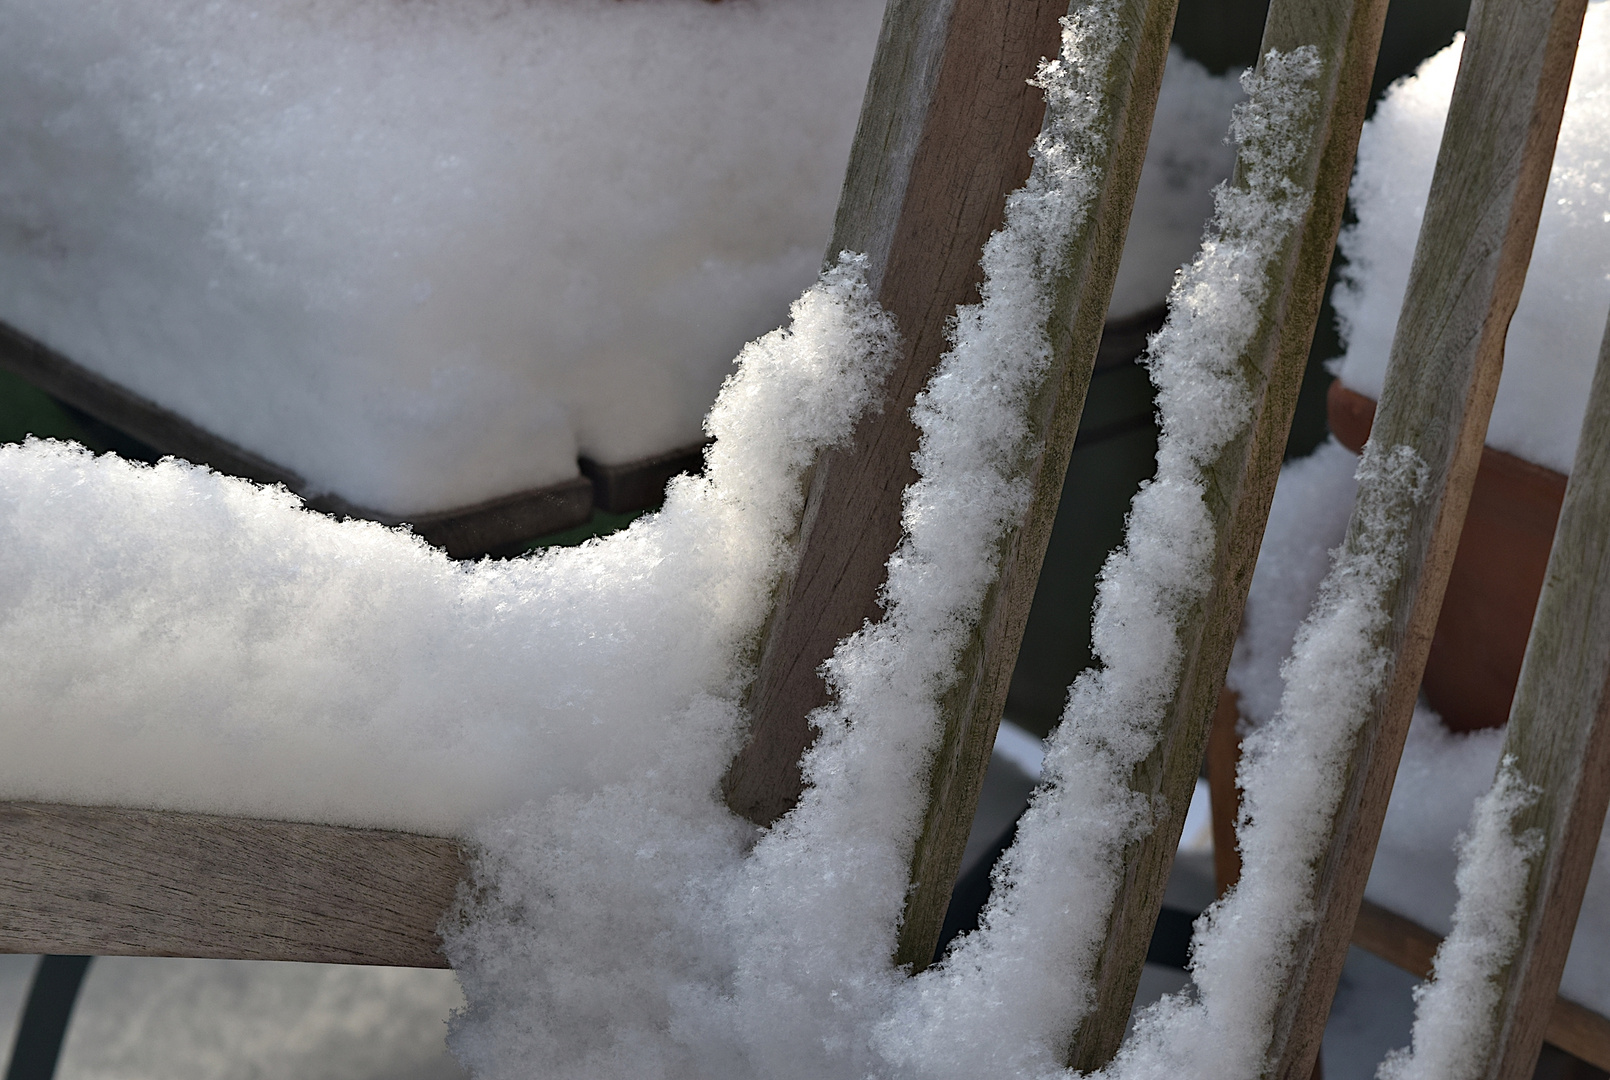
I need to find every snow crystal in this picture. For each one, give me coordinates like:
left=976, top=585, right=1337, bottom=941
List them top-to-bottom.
left=0, top=0, right=884, bottom=514
left=446, top=2, right=1139, bottom=1073
left=1332, top=2, right=1610, bottom=475
left=869, top=45, right=1327, bottom=1080
left=1107, top=50, right=1246, bottom=319
left=0, top=255, right=898, bottom=834
left=1081, top=438, right=1427, bottom=1080
left=1226, top=439, right=1362, bottom=727
left=1233, top=441, right=1610, bottom=1020
left=1376, top=759, right=1541, bottom=1080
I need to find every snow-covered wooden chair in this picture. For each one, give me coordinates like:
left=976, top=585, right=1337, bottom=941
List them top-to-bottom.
left=3, top=0, right=1609, bottom=1075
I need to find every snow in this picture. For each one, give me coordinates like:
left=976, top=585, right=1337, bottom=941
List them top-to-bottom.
left=0, top=0, right=885, bottom=515
left=15, top=0, right=1600, bottom=1074
left=0, top=1, right=1237, bottom=521
left=1331, top=1, right=1610, bottom=476
left=445, top=4, right=1141, bottom=1073
left=0, top=6, right=1278, bottom=1070
left=873, top=45, right=1329, bottom=1080
left=1107, top=51, right=1246, bottom=319
left=0, top=255, right=898, bottom=834
left=1230, top=440, right=1610, bottom=1019
left=1376, top=759, right=1541, bottom=1080
left=57, top=960, right=464, bottom=1080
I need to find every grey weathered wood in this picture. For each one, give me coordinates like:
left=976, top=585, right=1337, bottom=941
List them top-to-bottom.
left=721, top=0, right=1073, bottom=828
left=890, top=0, right=1182, bottom=973
left=1061, top=0, right=1393, bottom=1065
left=1260, top=1, right=1589, bottom=1075
left=1477, top=312, right=1610, bottom=1080
left=0, top=317, right=615, bottom=555
left=0, top=319, right=302, bottom=489
left=580, top=442, right=708, bottom=515
left=0, top=802, right=463, bottom=968
left=1350, top=899, right=1610, bottom=1073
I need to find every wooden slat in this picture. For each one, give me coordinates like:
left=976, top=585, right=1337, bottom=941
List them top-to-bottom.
left=720, top=0, right=1075, bottom=828
left=892, top=0, right=1181, bottom=973
left=1063, top=0, right=1394, bottom=1064
left=1258, top=0, right=1590, bottom=1075
left=1478, top=312, right=1610, bottom=1080
left=1328, top=380, right=1569, bottom=734
left=580, top=442, right=709, bottom=515
left=1209, top=715, right=1610, bottom=1072
left=0, top=802, right=463, bottom=968
left=1351, top=900, right=1610, bottom=1074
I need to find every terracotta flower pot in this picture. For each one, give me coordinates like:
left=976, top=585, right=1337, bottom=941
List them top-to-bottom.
left=1327, top=380, right=1568, bottom=732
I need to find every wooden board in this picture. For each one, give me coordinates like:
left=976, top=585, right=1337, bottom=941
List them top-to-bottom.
left=892, top=0, right=1179, bottom=974
left=1257, top=0, right=1590, bottom=1075
left=1477, top=312, right=1610, bottom=1080
left=1329, top=380, right=1569, bottom=733
left=581, top=443, right=708, bottom=515
left=1208, top=706, right=1610, bottom=1074
left=0, top=802, right=463, bottom=968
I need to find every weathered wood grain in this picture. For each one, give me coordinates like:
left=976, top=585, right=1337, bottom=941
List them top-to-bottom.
left=720, top=0, right=1075, bottom=828
left=893, top=0, right=1182, bottom=973
left=1062, top=0, right=1393, bottom=1064
left=1259, top=1, right=1590, bottom=1075
left=1479, top=312, right=1610, bottom=1080
left=1328, top=380, right=1569, bottom=734
left=1207, top=687, right=1243, bottom=896
left=0, top=802, right=463, bottom=968
left=1351, top=899, right=1610, bottom=1074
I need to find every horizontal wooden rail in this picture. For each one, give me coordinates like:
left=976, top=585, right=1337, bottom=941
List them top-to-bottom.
left=0, top=802, right=463, bottom=968
left=1351, top=899, right=1610, bottom=1073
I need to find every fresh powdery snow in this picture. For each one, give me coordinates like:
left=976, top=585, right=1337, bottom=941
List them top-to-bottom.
left=0, top=0, right=1235, bottom=518
left=0, top=0, right=886, bottom=514
left=1332, top=1, right=1610, bottom=475
left=13, top=4, right=1599, bottom=1079
left=0, top=255, right=899, bottom=835
left=1230, top=442, right=1610, bottom=1020
left=1375, top=760, right=1541, bottom=1080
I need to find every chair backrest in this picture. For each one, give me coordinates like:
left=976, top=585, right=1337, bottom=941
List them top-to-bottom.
left=2, top=1, right=1606, bottom=1078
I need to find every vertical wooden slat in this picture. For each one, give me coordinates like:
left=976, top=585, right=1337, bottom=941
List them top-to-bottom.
left=720, top=0, right=1075, bottom=827
left=891, top=0, right=1180, bottom=969
left=1062, top=0, right=1392, bottom=1065
left=1259, top=0, right=1589, bottom=1075
left=1481, top=313, right=1610, bottom=1080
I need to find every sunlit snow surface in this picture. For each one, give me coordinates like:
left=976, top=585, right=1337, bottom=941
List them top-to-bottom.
left=0, top=0, right=886, bottom=514
left=0, top=0, right=1236, bottom=516
left=1333, top=1, right=1610, bottom=475
left=13, top=5, right=1609, bottom=1078
left=0, top=258, right=898, bottom=834
left=1229, top=441, right=1610, bottom=1020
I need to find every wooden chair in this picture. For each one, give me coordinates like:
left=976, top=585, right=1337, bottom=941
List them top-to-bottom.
left=3, top=0, right=1608, bottom=1076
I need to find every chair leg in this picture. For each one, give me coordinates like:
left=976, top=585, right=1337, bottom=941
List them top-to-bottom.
left=1207, top=688, right=1243, bottom=897
left=4, top=955, right=91, bottom=1080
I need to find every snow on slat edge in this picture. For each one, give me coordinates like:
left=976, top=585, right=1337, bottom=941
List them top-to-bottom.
left=1251, top=0, right=1591, bottom=1075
